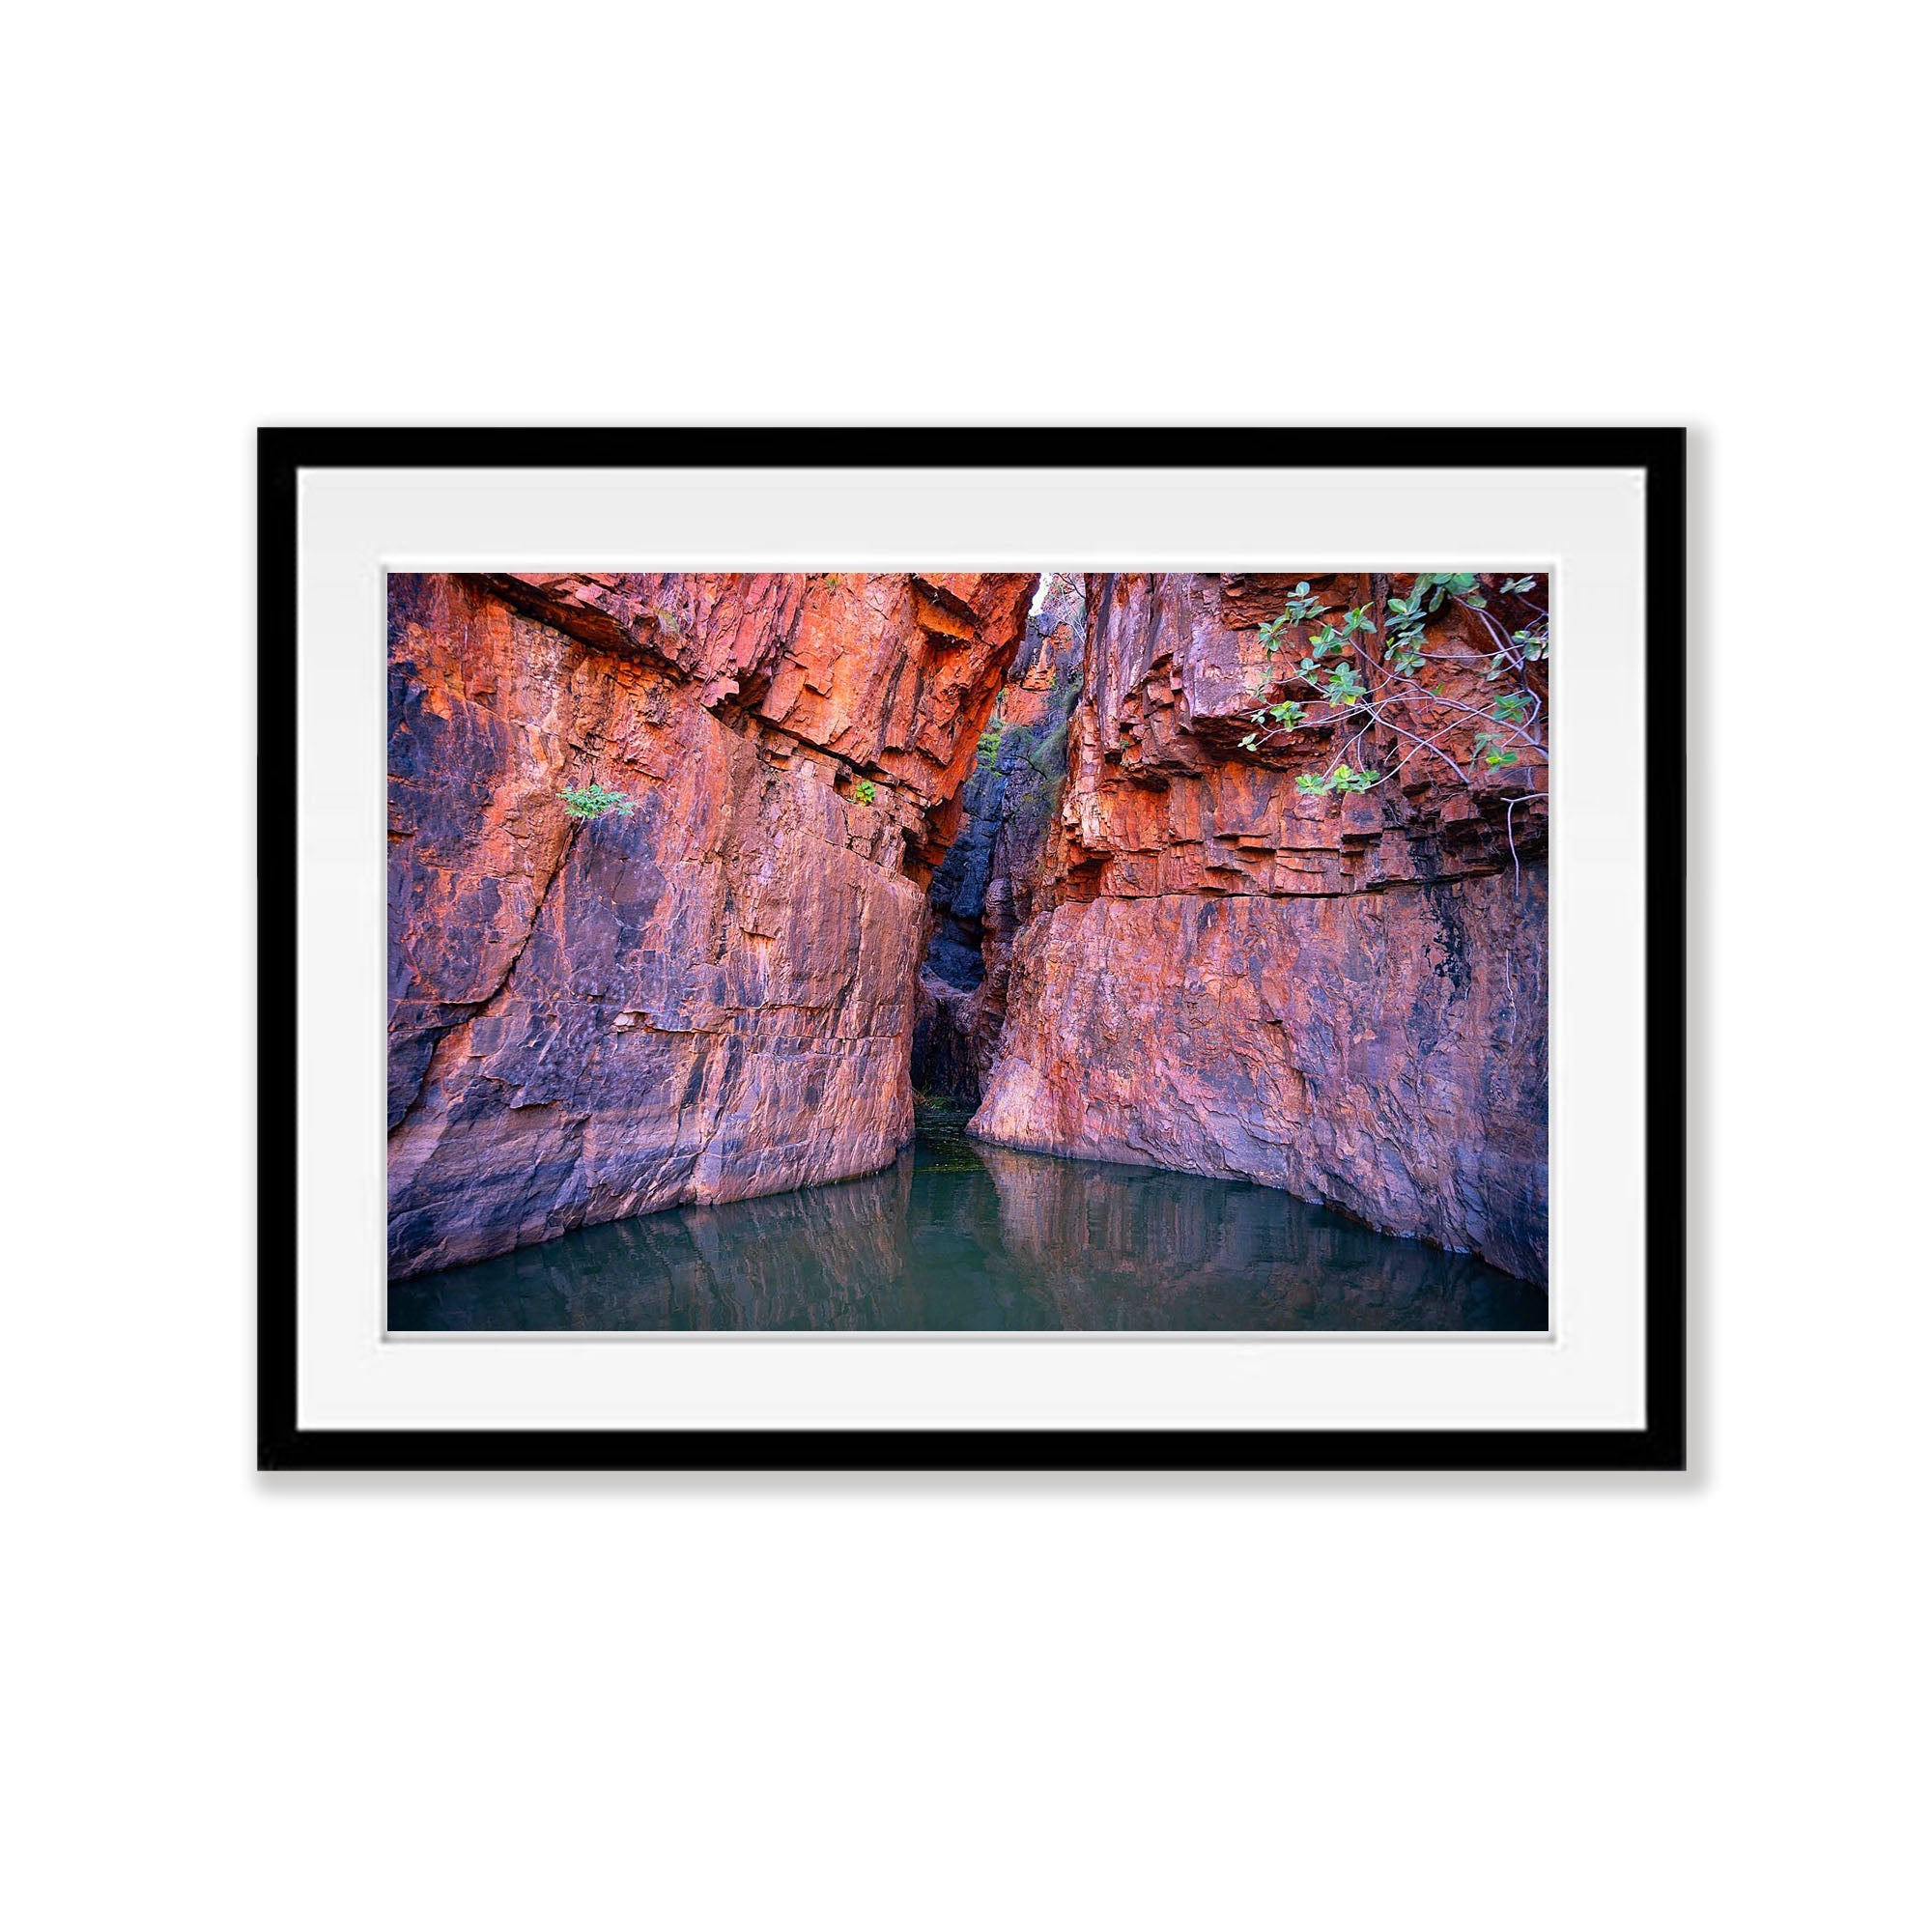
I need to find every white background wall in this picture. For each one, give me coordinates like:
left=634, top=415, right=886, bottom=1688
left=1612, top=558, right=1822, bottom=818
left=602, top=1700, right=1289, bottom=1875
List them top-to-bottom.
left=4, top=5, right=1923, bottom=1928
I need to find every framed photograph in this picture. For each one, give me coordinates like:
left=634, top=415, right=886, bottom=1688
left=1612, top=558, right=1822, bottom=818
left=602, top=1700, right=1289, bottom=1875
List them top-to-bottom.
left=260, top=427, right=1685, bottom=1470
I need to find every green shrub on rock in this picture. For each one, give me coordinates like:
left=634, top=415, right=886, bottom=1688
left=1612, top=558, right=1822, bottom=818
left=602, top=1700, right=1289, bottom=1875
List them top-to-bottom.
left=559, top=782, right=635, bottom=822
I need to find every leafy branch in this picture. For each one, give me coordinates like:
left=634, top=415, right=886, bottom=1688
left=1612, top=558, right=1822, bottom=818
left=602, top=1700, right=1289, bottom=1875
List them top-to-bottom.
left=1237, top=573, right=1549, bottom=808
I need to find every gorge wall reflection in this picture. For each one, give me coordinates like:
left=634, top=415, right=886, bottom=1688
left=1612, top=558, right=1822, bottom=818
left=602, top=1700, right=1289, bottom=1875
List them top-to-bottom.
left=389, top=1110, right=1547, bottom=1333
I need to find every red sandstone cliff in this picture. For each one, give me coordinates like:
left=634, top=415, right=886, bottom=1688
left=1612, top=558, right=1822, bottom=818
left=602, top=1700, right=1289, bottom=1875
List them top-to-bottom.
left=387, top=570, right=1034, bottom=1279
left=967, top=574, right=1549, bottom=1283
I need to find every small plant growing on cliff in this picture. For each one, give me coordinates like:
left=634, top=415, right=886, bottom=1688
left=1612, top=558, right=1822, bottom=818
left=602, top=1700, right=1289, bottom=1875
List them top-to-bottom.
left=1258, top=582, right=1330, bottom=652
left=978, top=724, right=1005, bottom=767
left=852, top=779, right=877, bottom=806
left=559, top=781, right=636, bottom=822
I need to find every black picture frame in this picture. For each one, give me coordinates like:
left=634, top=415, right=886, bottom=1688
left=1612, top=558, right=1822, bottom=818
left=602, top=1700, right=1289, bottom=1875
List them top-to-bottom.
left=258, top=426, right=1686, bottom=1473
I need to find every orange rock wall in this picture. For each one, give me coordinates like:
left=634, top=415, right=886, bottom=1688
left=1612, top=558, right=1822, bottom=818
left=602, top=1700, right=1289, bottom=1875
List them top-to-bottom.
left=387, top=571, right=1033, bottom=1279
left=968, top=574, right=1549, bottom=1282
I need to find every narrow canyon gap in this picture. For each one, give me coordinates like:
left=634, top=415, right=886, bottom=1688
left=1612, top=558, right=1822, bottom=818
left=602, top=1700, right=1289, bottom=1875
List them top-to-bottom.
left=388, top=570, right=1548, bottom=1287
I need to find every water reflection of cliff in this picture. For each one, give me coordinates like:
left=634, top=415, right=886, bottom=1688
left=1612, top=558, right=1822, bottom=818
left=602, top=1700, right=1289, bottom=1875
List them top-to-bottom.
left=389, top=1132, right=1547, bottom=1333
left=972, top=1144, right=1543, bottom=1331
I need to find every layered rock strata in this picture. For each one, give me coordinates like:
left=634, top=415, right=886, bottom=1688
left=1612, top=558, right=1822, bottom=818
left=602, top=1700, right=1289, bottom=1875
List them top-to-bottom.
left=386, top=570, right=1033, bottom=1279
left=968, top=573, right=1549, bottom=1283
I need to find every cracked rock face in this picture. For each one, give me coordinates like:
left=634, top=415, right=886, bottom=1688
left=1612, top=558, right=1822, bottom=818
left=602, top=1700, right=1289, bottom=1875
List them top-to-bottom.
left=386, top=570, right=1033, bottom=1279
left=967, top=573, right=1549, bottom=1283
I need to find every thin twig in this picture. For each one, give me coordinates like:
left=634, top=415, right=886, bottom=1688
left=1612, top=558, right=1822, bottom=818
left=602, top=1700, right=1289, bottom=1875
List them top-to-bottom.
left=1505, top=793, right=1529, bottom=895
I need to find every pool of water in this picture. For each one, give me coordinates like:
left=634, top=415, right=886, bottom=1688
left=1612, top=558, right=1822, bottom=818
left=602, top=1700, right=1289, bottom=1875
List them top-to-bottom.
left=388, top=1105, right=1546, bottom=1332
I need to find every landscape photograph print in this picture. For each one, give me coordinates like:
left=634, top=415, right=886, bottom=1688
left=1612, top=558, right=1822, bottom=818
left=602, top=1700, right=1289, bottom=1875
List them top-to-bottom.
left=386, top=569, right=1550, bottom=1332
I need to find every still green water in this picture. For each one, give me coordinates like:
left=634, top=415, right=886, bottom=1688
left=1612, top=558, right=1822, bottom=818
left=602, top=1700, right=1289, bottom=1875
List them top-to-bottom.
left=389, top=1104, right=1546, bottom=1332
